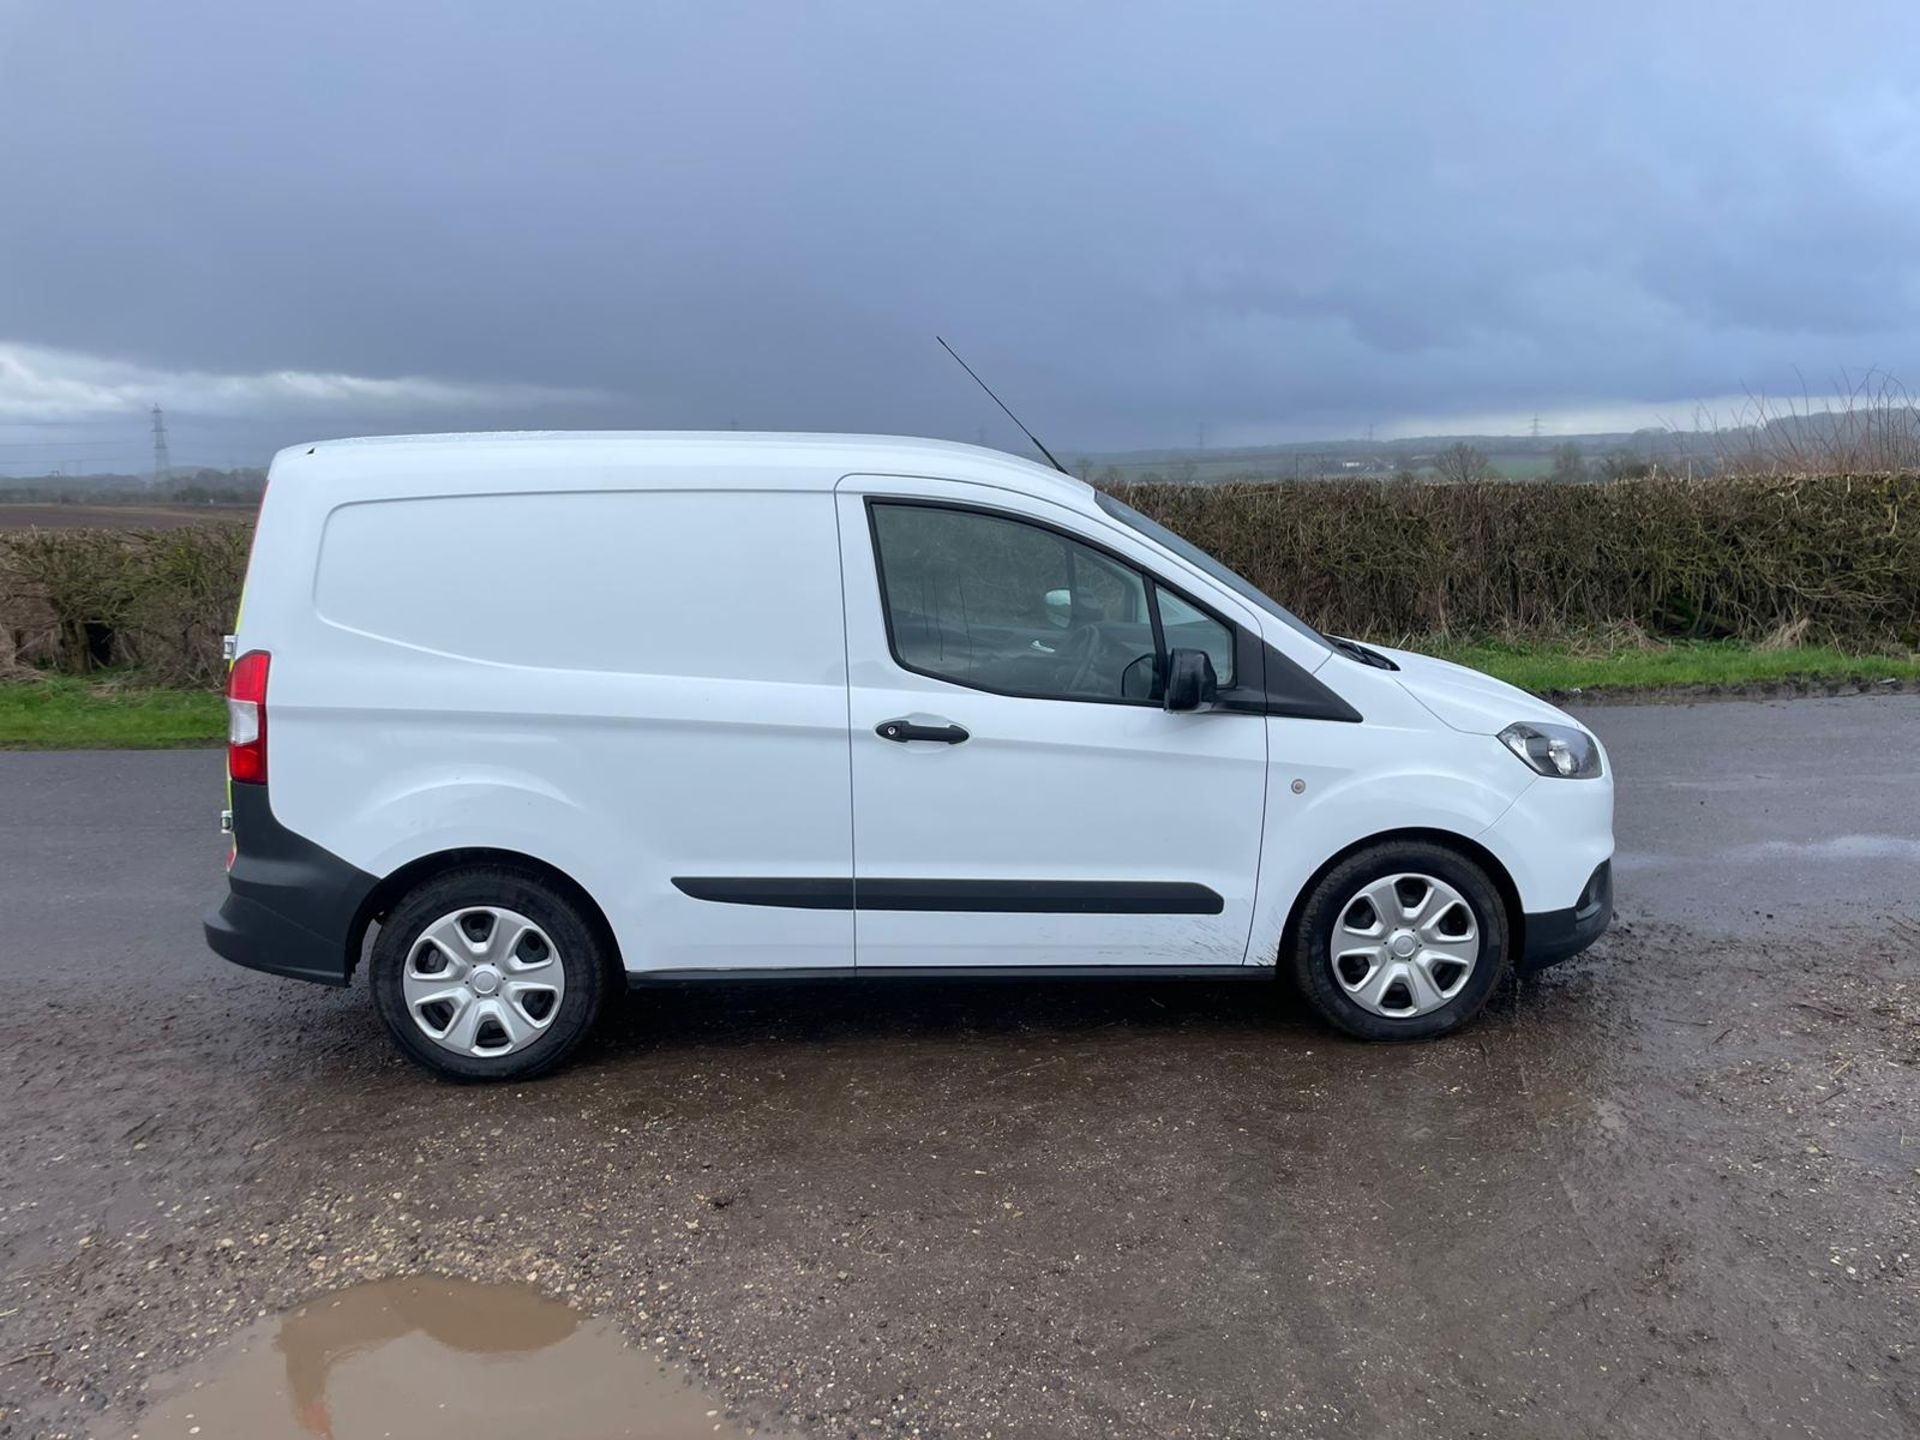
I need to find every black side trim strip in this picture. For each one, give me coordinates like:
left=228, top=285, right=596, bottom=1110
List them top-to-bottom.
left=671, top=877, right=855, bottom=909
left=672, top=877, right=1225, bottom=915
left=868, top=878, right=1224, bottom=913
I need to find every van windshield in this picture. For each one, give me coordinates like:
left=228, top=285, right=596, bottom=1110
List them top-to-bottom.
left=1094, top=492, right=1329, bottom=649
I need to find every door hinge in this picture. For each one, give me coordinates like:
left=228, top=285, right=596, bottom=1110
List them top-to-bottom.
left=221, top=634, right=237, bottom=662
left=219, top=808, right=234, bottom=835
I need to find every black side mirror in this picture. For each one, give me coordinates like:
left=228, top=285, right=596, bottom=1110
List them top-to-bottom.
left=1163, top=648, right=1219, bottom=712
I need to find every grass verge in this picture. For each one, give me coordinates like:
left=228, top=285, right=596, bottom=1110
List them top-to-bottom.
left=1428, top=641, right=1920, bottom=695
left=3, top=642, right=1918, bottom=749
left=0, top=675, right=226, bottom=749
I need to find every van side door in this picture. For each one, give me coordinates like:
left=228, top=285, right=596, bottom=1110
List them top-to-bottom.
left=835, top=475, right=1268, bottom=970
left=299, top=484, right=856, bottom=976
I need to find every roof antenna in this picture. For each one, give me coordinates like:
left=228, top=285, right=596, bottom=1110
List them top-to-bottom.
left=936, top=336, right=1069, bottom=475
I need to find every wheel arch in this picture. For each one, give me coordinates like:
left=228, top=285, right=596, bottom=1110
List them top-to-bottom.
left=1275, top=826, right=1526, bottom=971
left=347, top=847, right=625, bottom=985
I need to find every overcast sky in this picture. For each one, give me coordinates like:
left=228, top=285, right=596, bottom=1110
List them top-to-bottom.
left=2, top=0, right=1918, bottom=470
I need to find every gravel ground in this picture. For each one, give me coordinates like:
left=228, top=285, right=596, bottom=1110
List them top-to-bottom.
left=2, top=698, right=1917, bottom=1438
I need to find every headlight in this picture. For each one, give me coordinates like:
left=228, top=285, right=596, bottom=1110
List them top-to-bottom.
left=1498, top=721, right=1603, bottom=779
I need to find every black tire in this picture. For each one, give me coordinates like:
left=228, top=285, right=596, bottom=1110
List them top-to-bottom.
left=1287, top=840, right=1510, bottom=1041
left=369, top=865, right=608, bottom=1081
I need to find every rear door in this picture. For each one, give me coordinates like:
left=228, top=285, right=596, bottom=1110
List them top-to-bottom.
left=835, top=475, right=1268, bottom=969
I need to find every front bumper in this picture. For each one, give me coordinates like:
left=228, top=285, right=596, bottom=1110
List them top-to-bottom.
left=1477, top=757, right=1614, bottom=920
left=204, top=780, right=377, bottom=987
left=1519, top=859, right=1612, bottom=971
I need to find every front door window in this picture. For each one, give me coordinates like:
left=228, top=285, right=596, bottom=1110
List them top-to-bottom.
left=868, top=501, right=1233, bottom=702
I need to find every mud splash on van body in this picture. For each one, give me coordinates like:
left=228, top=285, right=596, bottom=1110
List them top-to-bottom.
left=110, top=1276, right=775, bottom=1440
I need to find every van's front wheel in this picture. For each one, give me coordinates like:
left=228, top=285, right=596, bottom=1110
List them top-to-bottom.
left=1288, top=841, right=1510, bottom=1041
left=370, top=867, right=607, bottom=1081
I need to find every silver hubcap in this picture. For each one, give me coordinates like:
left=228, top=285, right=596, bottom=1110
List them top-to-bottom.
left=1329, top=872, right=1480, bottom=1018
left=403, top=906, right=565, bottom=1058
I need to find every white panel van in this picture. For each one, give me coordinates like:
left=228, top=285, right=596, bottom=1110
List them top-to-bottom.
left=206, top=433, right=1613, bottom=1079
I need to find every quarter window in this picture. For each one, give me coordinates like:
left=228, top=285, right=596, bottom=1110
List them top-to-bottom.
left=869, top=502, right=1234, bottom=701
left=1155, top=588, right=1235, bottom=688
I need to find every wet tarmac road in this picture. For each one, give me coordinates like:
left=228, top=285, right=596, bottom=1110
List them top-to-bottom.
left=1599, top=695, right=1920, bottom=932
left=2, top=696, right=1917, bottom=1438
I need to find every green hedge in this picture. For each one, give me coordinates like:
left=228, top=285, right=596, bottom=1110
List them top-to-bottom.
left=1113, top=472, right=1920, bottom=647
left=2, top=473, right=1915, bottom=686
left=0, top=526, right=251, bottom=686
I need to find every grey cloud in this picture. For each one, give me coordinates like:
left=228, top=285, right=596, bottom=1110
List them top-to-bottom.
left=1, top=0, right=1917, bottom=464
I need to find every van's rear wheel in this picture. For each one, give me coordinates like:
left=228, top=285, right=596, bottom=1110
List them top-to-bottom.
left=1288, top=841, right=1510, bottom=1041
left=370, top=866, right=607, bottom=1081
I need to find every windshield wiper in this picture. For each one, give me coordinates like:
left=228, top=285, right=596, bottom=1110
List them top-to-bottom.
left=1329, top=636, right=1398, bottom=670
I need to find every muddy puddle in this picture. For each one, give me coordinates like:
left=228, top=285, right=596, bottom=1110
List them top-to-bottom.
left=113, top=1276, right=772, bottom=1439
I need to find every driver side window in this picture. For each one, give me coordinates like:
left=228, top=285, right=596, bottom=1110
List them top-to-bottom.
left=869, top=501, right=1230, bottom=702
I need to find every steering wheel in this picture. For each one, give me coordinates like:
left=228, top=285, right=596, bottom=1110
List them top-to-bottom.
left=1047, top=623, right=1100, bottom=692
left=1058, top=623, right=1152, bottom=697
left=1005, top=625, right=1151, bottom=699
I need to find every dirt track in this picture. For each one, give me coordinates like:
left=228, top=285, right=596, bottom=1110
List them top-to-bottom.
left=2, top=699, right=1917, bottom=1438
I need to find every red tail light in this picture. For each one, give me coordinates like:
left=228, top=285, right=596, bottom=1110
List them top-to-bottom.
left=227, top=650, right=270, bottom=784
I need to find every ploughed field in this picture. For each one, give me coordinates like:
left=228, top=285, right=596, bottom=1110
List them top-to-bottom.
left=0, top=502, right=253, bottom=531
left=1, top=697, right=1916, bottom=1439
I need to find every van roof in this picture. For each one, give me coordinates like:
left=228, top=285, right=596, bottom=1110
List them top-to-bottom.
left=279, top=431, right=1095, bottom=505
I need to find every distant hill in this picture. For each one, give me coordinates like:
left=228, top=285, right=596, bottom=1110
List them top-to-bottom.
left=1066, top=410, right=1920, bottom=483
left=1067, top=428, right=1708, bottom=484
left=0, top=468, right=267, bottom=506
